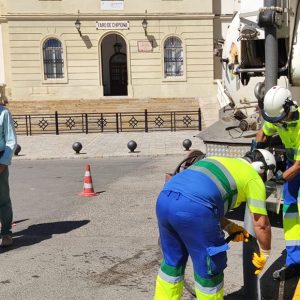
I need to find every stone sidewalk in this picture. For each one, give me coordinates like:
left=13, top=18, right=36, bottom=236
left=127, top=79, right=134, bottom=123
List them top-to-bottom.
left=13, top=131, right=206, bottom=161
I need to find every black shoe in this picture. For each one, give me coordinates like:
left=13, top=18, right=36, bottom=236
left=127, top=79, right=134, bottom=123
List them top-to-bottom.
left=0, top=235, right=13, bottom=247
left=273, top=265, right=300, bottom=281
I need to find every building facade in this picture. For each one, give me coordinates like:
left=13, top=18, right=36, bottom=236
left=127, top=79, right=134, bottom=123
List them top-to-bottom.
left=0, top=0, right=238, bottom=111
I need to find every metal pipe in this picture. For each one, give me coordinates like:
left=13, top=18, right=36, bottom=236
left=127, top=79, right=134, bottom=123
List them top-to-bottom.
left=264, top=0, right=279, bottom=92
left=242, top=2, right=279, bottom=298
left=265, top=27, right=278, bottom=91
left=236, top=65, right=287, bottom=74
left=236, top=67, right=266, bottom=73
left=223, top=105, right=257, bottom=112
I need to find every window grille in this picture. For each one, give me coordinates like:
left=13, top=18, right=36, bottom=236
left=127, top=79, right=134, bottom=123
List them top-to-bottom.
left=164, top=37, right=183, bottom=77
left=43, top=38, right=64, bottom=79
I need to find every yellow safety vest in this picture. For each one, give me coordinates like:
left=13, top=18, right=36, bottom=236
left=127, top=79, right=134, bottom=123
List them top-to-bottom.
left=263, top=108, right=300, bottom=161
left=190, top=157, right=267, bottom=215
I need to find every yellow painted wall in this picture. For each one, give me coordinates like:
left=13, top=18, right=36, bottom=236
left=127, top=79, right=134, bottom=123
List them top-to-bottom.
left=0, top=0, right=234, bottom=102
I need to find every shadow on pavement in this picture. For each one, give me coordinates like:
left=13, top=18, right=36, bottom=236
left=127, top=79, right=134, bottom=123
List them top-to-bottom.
left=225, top=203, right=295, bottom=299
left=12, top=218, right=30, bottom=225
left=0, top=220, right=90, bottom=253
left=224, top=249, right=299, bottom=300
left=261, top=250, right=299, bottom=300
left=224, top=288, right=244, bottom=300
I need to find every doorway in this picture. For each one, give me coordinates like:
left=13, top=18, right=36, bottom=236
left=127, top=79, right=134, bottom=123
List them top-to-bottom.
left=101, top=34, right=128, bottom=96
left=110, top=52, right=127, bottom=95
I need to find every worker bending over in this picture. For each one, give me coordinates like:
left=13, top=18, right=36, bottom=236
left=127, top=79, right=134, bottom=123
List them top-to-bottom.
left=256, top=85, right=300, bottom=280
left=154, top=149, right=275, bottom=300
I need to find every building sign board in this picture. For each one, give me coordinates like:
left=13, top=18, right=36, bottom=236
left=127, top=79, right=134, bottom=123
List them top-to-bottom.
left=101, top=1, right=124, bottom=10
left=96, top=21, right=129, bottom=30
left=137, top=40, right=153, bottom=52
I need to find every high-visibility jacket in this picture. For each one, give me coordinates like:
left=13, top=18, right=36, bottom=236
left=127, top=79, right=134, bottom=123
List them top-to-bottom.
left=262, top=107, right=300, bottom=162
left=262, top=108, right=300, bottom=267
left=155, top=156, right=267, bottom=300
left=164, top=156, right=267, bottom=216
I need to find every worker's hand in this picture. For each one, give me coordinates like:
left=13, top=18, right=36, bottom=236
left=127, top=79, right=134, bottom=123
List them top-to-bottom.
left=275, top=170, right=286, bottom=183
left=224, top=222, right=249, bottom=242
left=252, top=249, right=270, bottom=276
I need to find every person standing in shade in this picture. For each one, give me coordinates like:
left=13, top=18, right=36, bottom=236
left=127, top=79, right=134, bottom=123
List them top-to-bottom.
left=0, top=97, right=17, bottom=247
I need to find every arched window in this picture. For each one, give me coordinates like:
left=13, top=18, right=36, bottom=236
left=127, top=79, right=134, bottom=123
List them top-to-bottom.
left=164, top=37, right=183, bottom=77
left=43, top=38, right=64, bottom=80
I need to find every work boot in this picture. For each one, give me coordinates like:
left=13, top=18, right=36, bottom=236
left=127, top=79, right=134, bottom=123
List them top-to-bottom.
left=1, top=235, right=13, bottom=247
left=273, top=265, right=300, bottom=281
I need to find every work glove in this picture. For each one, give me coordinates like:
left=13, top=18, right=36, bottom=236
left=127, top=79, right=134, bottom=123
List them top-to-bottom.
left=274, top=170, right=286, bottom=183
left=275, top=170, right=283, bottom=180
left=224, top=222, right=249, bottom=242
left=252, top=249, right=270, bottom=276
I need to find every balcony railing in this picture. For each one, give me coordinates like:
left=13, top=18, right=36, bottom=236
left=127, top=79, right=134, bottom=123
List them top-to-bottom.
left=13, top=109, right=202, bottom=135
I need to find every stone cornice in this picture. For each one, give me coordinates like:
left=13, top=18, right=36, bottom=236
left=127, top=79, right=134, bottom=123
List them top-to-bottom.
left=1, top=12, right=217, bottom=22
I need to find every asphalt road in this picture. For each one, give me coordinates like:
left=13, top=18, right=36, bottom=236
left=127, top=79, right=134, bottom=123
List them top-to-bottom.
left=0, top=155, right=289, bottom=300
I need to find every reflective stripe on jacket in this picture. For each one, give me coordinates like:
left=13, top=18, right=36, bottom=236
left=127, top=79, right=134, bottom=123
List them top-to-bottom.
left=190, top=157, right=267, bottom=215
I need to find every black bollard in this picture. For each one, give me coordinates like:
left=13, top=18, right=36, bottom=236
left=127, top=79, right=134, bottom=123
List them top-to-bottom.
left=183, top=139, right=192, bottom=151
left=127, top=140, right=137, bottom=153
left=72, top=142, right=83, bottom=154
left=14, top=144, right=21, bottom=156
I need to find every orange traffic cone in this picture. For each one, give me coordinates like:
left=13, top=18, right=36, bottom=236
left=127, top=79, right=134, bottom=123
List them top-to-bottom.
left=80, top=164, right=98, bottom=197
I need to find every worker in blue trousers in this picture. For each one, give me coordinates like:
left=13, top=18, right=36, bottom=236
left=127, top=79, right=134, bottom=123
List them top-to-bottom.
left=256, top=85, right=300, bottom=280
left=154, top=149, right=276, bottom=299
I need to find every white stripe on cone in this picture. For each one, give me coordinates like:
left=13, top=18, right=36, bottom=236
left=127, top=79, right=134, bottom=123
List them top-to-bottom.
left=84, top=183, right=93, bottom=189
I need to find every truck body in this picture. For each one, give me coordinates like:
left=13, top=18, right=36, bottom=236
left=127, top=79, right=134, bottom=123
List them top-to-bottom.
left=197, top=0, right=300, bottom=209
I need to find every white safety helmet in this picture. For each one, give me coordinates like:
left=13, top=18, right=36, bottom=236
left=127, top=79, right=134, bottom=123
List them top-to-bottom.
left=262, top=86, right=298, bottom=123
left=244, top=149, right=276, bottom=182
